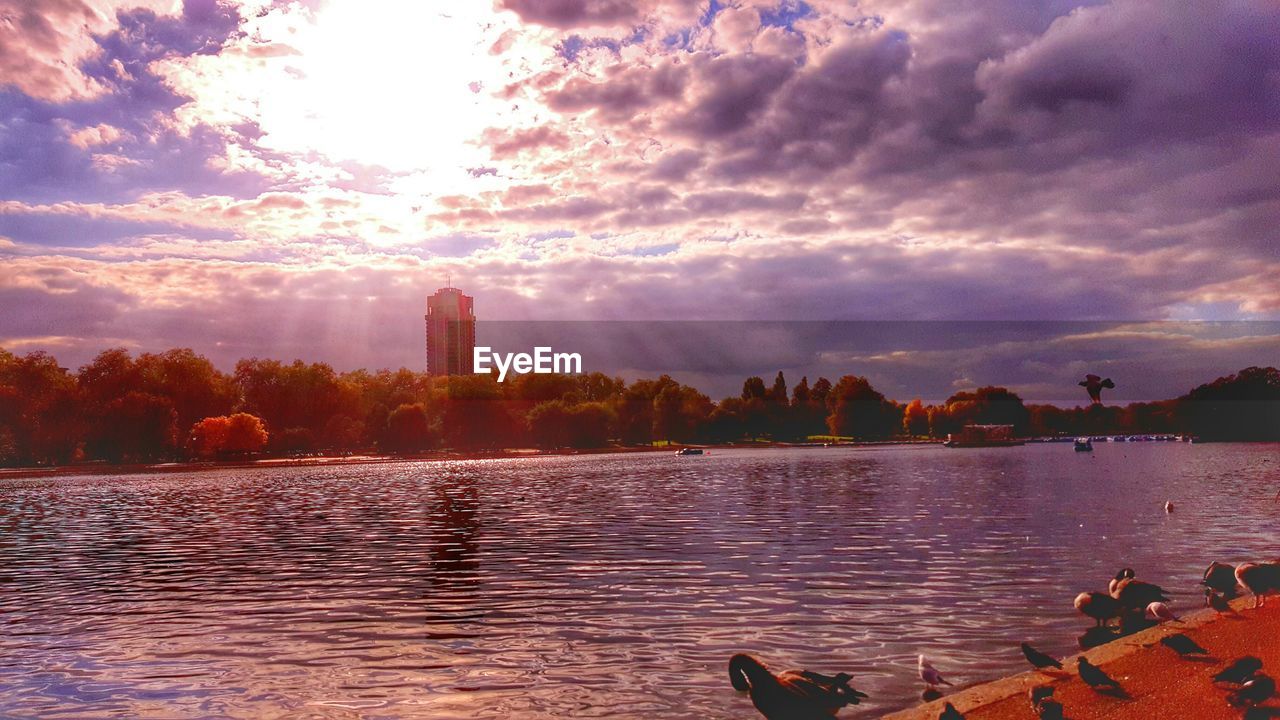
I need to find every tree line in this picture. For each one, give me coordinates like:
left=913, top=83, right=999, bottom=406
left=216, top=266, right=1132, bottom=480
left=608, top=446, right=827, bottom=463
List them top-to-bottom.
left=0, top=346, right=1276, bottom=466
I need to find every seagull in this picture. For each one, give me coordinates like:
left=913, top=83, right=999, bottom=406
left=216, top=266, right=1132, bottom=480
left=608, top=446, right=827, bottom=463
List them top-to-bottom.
left=1236, top=561, right=1280, bottom=608
left=1075, top=591, right=1121, bottom=627
left=1146, top=601, right=1180, bottom=623
left=1160, top=633, right=1209, bottom=657
left=1021, top=643, right=1063, bottom=671
left=728, top=653, right=868, bottom=720
left=919, top=655, right=952, bottom=689
left=1215, top=656, right=1264, bottom=685
left=1077, top=658, right=1123, bottom=694
left=1229, top=674, right=1276, bottom=708
left=939, top=702, right=965, bottom=720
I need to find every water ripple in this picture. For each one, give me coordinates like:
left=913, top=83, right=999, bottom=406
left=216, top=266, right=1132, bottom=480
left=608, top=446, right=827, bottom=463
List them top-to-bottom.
left=2, top=443, right=1278, bottom=718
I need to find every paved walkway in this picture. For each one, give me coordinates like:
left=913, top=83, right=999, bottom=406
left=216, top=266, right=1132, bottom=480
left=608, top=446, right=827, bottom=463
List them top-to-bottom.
left=883, top=598, right=1278, bottom=719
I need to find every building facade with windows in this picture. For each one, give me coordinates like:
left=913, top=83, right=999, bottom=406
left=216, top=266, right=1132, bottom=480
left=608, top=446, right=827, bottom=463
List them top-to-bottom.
left=425, top=285, right=475, bottom=376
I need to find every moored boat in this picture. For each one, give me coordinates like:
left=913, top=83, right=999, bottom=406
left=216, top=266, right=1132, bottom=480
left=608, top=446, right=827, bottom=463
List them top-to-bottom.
left=943, top=425, right=1025, bottom=448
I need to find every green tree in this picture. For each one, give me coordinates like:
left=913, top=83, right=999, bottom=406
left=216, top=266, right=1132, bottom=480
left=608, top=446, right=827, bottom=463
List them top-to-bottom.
left=1177, top=366, right=1280, bottom=441
left=826, top=375, right=901, bottom=439
left=91, top=392, right=178, bottom=462
left=383, top=403, right=435, bottom=452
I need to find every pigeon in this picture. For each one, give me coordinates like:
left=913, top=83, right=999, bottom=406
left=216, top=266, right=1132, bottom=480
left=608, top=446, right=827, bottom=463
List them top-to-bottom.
left=1236, top=561, right=1280, bottom=608
left=1202, top=562, right=1239, bottom=598
left=1206, top=589, right=1238, bottom=615
left=1075, top=591, right=1122, bottom=627
left=1146, top=601, right=1179, bottom=623
left=1160, top=633, right=1209, bottom=657
left=1021, top=643, right=1063, bottom=671
left=728, top=654, right=868, bottom=720
left=919, top=655, right=952, bottom=688
left=1215, top=656, right=1264, bottom=685
left=1077, top=658, right=1123, bottom=693
left=1229, top=674, right=1276, bottom=708
left=1028, top=685, right=1055, bottom=710
left=1028, top=686, right=1064, bottom=719
left=1037, top=699, right=1065, bottom=720
left=939, top=702, right=965, bottom=720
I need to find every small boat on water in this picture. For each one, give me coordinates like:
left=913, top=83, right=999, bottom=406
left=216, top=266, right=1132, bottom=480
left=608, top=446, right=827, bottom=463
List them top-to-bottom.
left=943, top=425, right=1025, bottom=448
left=1074, top=437, right=1093, bottom=452
left=675, top=447, right=704, bottom=456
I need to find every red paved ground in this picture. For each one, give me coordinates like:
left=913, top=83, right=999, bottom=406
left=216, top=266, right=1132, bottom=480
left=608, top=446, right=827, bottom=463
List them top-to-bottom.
left=886, top=600, right=1279, bottom=720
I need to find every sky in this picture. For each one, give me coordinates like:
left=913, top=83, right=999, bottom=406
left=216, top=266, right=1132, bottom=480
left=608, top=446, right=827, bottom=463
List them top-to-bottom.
left=2, top=0, right=1278, bottom=401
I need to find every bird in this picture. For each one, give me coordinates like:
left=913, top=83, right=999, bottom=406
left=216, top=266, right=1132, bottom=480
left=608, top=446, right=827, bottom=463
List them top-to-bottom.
left=1079, top=374, right=1115, bottom=405
left=1164, top=500, right=1174, bottom=513
left=1202, top=561, right=1239, bottom=598
left=1236, top=561, right=1280, bottom=608
left=1108, top=568, right=1135, bottom=596
left=1112, top=576, right=1170, bottom=612
left=1206, top=588, right=1238, bottom=615
left=1075, top=591, right=1121, bottom=627
left=1146, top=601, right=1179, bottom=623
left=1160, top=633, right=1209, bottom=657
left=1021, top=643, right=1063, bottom=671
left=728, top=653, right=868, bottom=719
left=919, top=655, right=952, bottom=689
left=1214, top=656, right=1264, bottom=685
left=1077, top=657, right=1123, bottom=693
left=1229, top=674, right=1276, bottom=708
left=1028, top=685, right=1055, bottom=710
left=1036, top=699, right=1065, bottom=720
left=939, top=702, right=965, bottom=720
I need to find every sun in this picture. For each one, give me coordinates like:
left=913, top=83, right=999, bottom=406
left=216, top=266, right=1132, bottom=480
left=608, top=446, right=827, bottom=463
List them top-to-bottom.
left=168, top=0, right=548, bottom=192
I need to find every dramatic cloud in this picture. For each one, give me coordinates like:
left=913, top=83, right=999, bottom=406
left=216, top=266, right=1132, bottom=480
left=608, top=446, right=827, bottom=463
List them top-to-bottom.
left=2, top=0, right=1278, bottom=396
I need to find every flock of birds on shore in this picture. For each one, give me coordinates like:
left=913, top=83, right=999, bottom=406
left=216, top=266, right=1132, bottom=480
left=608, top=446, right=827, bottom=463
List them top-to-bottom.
left=728, top=559, right=1280, bottom=720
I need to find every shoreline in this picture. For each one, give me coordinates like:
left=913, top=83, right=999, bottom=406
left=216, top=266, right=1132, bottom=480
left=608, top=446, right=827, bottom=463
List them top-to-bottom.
left=0, top=439, right=943, bottom=480
left=883, top=595, right=1278, bottom=719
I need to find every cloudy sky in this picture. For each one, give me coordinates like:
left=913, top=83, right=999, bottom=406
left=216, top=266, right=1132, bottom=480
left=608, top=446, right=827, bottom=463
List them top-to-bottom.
left=2, top=0, right=1278, bottom=400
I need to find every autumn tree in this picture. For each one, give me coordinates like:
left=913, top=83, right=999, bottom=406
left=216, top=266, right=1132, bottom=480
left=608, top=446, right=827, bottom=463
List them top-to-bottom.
left=903, top=399, right=930, bottom=437
left=224, top=413, right=269, bottom=455
left=188, top=416, right=231, bottom=458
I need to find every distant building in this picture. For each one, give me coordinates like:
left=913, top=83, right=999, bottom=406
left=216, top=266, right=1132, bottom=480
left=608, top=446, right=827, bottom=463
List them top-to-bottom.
left=425, top=284, right=475, bottom=375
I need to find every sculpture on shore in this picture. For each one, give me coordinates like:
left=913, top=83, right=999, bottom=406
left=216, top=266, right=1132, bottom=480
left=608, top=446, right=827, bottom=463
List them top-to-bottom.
left=1079, top=374, right=1115, bottom=405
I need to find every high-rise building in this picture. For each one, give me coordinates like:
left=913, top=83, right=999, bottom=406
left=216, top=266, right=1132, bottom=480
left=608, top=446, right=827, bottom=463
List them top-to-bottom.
left=425, top=284, right=476, bottom=376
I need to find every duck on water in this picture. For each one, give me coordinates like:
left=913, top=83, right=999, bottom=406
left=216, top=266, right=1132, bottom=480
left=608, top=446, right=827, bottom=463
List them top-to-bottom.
left=728, top=654, right=868, bottom=719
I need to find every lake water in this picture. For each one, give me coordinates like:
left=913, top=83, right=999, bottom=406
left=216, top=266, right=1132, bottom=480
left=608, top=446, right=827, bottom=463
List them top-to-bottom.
left=2, top=444, right=1278, bottom=719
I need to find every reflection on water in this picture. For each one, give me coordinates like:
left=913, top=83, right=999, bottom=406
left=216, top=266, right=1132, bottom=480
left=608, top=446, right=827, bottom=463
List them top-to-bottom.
left=1, top=444, right=1277, bottom=718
